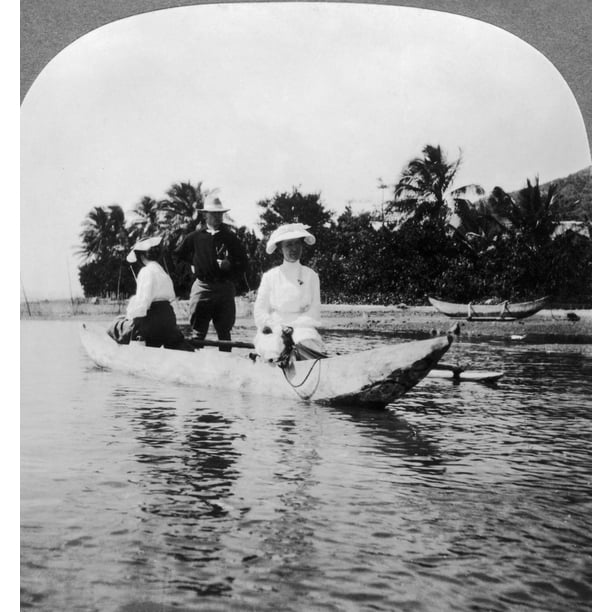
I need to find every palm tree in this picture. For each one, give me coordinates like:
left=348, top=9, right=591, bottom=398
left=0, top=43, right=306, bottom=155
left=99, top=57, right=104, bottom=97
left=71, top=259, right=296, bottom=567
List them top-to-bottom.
left=392, top=145, right=484, bottom=222
left=449, top=177, right=560, bottom=255
left=508, top=177, right=558, bottom=248
left=160, top=181, right=219, bottom=249
left=164, top=181, right=205, bottom=220
left=449, top=186, right=514, bottom=254
left=256, top=188, right=333, bottom=237
left=129, top=196, right=161, bottom=240
left=450, top=200, right=507, bottom=253
left=77, top=204, right=133, bottom=299
left=78, top=204, right=129, bottom=261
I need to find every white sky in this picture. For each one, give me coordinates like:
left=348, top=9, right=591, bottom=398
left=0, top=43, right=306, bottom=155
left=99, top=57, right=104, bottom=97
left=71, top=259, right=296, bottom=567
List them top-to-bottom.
left=20, top=2, right=591, bottom=299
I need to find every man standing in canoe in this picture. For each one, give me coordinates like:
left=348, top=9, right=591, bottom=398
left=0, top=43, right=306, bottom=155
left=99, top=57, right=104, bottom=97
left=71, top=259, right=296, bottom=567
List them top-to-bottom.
left=175, top=197, right=248, bottom=351
left=107, top=236, right=193, bottom=350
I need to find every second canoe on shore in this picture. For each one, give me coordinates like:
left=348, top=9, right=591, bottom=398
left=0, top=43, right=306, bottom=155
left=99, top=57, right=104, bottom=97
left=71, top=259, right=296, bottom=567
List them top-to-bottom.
left=428, top=296, right=549, bottom=321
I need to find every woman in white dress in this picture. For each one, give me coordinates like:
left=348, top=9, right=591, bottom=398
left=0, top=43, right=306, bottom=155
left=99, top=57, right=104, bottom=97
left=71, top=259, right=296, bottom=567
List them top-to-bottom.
left=254, top=223, right=325, bottom=357
left=107, top=236, right=193, bottom=351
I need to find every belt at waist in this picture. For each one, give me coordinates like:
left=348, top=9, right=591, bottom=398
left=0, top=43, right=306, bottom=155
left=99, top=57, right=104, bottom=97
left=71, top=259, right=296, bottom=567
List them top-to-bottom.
left=195, top=276, right=232, bottom=284
left=148, top=300, right=173, bottom=310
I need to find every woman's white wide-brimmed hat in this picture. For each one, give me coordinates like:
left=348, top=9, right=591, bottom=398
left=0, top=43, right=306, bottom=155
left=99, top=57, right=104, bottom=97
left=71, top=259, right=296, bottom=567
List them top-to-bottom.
left=202, top=197, right=230, bottom=213
left=266, top=223, right=316, bottom=254
left=127, top=236, right=162, bottom=263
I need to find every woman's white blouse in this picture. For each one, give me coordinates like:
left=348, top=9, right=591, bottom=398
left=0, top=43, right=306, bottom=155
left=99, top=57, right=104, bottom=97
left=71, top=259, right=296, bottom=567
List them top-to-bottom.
left=126, top=261, right=176, bottom=319
left=254, top=261, right=321, bottom=329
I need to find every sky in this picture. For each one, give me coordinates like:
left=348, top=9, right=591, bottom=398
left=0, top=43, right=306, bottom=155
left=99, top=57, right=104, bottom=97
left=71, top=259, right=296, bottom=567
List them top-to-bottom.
left=20, top=2, right=591, bottom=300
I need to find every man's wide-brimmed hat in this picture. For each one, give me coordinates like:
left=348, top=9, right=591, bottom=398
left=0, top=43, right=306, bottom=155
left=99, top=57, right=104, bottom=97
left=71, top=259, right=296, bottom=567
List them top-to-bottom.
left=201, top=197, right=230, bottom=213
left=266, top=223, right=316, bottom=255
left=127, top=236, right=162, bottom=263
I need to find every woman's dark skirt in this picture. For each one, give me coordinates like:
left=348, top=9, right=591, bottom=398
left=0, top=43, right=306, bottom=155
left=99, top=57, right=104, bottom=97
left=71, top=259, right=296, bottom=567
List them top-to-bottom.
left=107, top=301, right=194, bottom=351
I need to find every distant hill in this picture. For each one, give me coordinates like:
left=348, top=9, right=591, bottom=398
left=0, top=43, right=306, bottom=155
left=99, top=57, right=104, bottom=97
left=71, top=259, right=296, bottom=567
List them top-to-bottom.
left=508, top=166, right=592, bottom=221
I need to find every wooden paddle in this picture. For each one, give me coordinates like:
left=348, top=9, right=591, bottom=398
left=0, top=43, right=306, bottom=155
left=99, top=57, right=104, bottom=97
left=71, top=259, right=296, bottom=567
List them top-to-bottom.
left=188, top=337, right=255, bottom=350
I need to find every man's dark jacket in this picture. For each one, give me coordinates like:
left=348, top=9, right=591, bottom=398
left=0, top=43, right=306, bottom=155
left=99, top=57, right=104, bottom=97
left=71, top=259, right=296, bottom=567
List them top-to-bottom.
left=175, top=226, right=248, bottom=285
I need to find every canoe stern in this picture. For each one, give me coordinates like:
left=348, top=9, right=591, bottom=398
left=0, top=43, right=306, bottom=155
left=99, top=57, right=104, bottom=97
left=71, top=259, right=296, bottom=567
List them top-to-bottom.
left=325, top=334, right=453, bottom=408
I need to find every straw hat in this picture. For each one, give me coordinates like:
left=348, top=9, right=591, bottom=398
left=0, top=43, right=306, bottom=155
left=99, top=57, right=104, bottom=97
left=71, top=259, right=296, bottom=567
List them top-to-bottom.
left=202, top=197, right=230, bottom=213
left=266, top=223, right=316, bottom=254
left=127, top=236, right=162, bottom=263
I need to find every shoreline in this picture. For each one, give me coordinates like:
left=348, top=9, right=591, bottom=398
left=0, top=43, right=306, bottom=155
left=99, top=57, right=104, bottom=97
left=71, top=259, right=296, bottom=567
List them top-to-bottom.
left=21, top=299, right=592, bottom=343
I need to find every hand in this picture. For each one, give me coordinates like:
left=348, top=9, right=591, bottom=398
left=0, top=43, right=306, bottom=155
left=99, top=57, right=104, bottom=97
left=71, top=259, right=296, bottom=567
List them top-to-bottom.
left=217, top=258, right=231, bottom=272
left=131, top=316, right=145, bottom=340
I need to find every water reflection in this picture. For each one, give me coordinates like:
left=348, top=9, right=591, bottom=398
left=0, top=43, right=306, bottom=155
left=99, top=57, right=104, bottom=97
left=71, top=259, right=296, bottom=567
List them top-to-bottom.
left=21, top=321, right=592, bottom=611
left=109, top=386, right=244, bottom=603
left=119, top=388, right=241, bottom=521
left=328, top=405, right=446, bottom=473
left=180, top=411, right=242, bottom=518
left=263, top=416, right=323, bottom=587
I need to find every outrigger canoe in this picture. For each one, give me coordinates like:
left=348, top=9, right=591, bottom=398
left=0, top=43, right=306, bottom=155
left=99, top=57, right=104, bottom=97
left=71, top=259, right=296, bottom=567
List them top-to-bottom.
left=428, top=296, right=549, bottom=321
left=80, top=323, right=453, bottom=408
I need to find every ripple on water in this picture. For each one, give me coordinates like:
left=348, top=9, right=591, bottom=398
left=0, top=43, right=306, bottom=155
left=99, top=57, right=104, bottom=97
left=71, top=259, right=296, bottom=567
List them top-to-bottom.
left=21, top=321, right=591, bottom=611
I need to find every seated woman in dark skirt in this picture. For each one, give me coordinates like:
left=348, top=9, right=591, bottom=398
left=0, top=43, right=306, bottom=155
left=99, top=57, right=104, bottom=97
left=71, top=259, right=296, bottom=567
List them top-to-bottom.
left=108, top=236, right=193, bottom=351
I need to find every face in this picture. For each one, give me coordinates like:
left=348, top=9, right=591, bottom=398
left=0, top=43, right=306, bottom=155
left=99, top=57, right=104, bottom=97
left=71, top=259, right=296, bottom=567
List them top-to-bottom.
left=205, top=211, right=224, bottom=229
left=280, top=238, right=303, bottom=263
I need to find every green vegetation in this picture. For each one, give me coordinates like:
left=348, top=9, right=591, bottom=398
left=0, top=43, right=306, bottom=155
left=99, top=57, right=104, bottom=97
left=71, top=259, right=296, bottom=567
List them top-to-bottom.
left=77, top=145, right=592, bottom=306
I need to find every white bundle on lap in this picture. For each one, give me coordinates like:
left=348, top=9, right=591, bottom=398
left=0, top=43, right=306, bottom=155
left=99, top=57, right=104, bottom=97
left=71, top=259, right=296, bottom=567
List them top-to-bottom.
left=253, top=327, right=286, bottom=363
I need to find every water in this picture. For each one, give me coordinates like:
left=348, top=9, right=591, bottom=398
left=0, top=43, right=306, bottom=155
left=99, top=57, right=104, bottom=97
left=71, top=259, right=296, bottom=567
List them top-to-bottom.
left=21, top=320, right=591, bottom=611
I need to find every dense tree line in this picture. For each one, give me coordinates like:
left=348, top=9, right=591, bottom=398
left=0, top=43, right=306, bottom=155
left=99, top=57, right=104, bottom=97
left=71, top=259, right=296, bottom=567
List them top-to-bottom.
left=77, top=145, right=592, bottom=306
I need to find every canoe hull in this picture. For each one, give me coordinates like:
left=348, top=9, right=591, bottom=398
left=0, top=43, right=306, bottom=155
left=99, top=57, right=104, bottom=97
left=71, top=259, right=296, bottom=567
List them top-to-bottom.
left=428, top=296, right=549, bottom=320
left=79, top=324, right=452, bottom=408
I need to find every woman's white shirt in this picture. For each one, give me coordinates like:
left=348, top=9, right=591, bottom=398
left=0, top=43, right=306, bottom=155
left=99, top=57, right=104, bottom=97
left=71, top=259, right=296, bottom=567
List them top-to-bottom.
left=126, top=261, right=176, bottom=319
left=254, top=261, right=321, bottom=329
